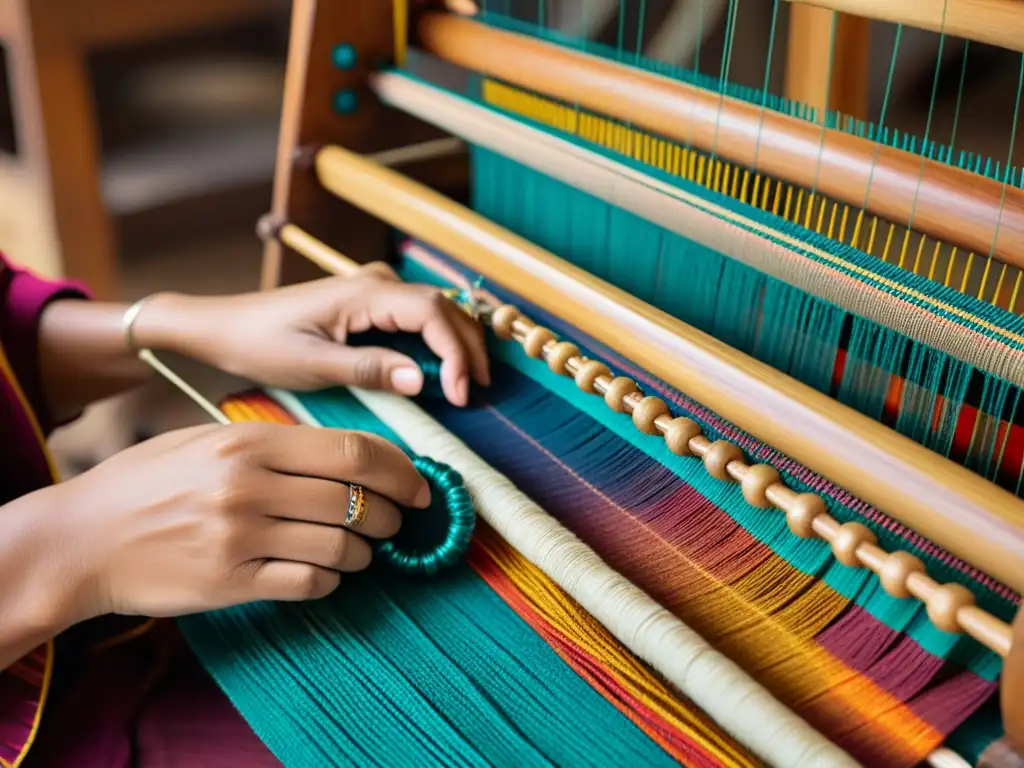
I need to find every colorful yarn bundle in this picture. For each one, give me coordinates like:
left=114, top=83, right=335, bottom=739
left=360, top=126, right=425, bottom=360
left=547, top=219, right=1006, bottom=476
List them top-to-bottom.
left=387, top=243, right=1015, bottom=766
left=203, top=388, right=765, bottom=768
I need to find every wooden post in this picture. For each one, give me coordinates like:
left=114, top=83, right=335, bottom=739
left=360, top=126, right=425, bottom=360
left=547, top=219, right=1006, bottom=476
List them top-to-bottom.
left=784, top=4, right=870, bottom=122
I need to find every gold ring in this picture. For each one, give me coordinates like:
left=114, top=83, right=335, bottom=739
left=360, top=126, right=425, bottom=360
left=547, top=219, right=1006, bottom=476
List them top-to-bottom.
left=345, top=483, right=367, bottom=529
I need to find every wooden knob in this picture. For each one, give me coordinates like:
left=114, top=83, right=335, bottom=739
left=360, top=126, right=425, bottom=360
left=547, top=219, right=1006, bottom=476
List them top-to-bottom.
left=491, top=305, right=520, bottom=340
left=523, top=326, right=556, bottom=358
left=546, top=341, right=579, bottom=375
left=574, top=360, right=610, bottom=393
left=604, top=377, right=639, bottom=412
left=632, top=396, right=670, bottom=435
left=664, top=417, right=703, bottom=457
left=703, top=441, right=744, bottom=481
left=740, top=464, right=781, bottom=508
left=785, top=493, right=826, bottom=538
left=831, top=522, right=877, bottom=567
left=878, top=551, right=926, bottom=599
left=926, top=583, right=975, bottom=634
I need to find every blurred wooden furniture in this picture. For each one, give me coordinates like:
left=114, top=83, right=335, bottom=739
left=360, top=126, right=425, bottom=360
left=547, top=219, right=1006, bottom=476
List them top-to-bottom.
left=0, top=0, right=280, bottom=298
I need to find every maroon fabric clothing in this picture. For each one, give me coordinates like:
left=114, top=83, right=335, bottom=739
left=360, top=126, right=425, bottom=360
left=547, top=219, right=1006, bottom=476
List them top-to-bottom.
left=0, top=256, right=279, bottom=767
left=0, top=262, right=87, bottom=505
left=25, top=627, right=281, bottom=768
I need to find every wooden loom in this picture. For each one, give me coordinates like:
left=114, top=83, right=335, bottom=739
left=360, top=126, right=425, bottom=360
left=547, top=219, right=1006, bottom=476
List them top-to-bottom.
left=182, top=1, right=1024, bottom=766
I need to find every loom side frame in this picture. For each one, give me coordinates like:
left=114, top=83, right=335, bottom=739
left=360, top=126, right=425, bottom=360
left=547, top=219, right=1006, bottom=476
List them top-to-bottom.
left=262, top=0, right=468, bottom=291
left=414, top=12, right=1024, bottom=271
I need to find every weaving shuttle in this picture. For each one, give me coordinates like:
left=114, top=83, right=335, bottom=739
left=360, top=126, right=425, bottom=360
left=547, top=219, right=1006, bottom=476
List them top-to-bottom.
left=152, top=1, right=1024, bottom=766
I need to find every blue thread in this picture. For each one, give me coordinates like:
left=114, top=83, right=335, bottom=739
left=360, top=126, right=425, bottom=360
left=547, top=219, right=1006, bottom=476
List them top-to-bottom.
left=331, top=43, right=357, bottom=70
left=332, top=89, right=358, bottom=115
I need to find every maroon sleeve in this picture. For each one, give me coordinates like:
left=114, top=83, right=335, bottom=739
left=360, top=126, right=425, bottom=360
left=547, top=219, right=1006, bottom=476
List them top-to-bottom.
left=0, top=255, right=91, bottom=435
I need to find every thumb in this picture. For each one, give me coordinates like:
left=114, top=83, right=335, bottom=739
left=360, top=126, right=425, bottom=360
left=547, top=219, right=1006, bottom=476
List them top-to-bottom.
left=318, top=344, right=425, bottom=396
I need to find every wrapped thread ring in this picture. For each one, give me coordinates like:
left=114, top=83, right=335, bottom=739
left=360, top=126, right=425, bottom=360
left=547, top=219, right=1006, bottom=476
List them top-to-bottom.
left=376, top=455, right=476, bottom=576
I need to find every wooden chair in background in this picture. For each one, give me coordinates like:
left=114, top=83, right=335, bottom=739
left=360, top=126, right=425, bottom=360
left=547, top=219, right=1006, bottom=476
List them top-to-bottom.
left=0, top=0, right=280, bottom=299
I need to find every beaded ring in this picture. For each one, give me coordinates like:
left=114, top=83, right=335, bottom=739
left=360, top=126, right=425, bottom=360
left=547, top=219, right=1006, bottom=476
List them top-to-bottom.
left=376, top=455, right=476, bottom=576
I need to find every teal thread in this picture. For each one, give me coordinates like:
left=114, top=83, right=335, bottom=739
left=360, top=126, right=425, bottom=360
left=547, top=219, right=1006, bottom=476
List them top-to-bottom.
left=378, top=455, right=476, bottom=575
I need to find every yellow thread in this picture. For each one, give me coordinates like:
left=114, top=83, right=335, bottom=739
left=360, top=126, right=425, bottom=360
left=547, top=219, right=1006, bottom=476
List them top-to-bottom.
left=814, top=197, right=827, bottom=235
left=851, top=210, right=865, bottom=249
left=867, top=218, right=879, bottom=256
left=881, top=225, right=896, bottom=263
left=897, top=229, right=912, bottom=270
left=910, top=234, right=925, bottom=275
left=927, top=241, right=941, bottom=281
left=945, top=248, right=959, bottom=288
left=961, top=253, right=976, bottom=294
left=978, top=257, right=994, bottom=301
left=994, top=264, right=1009, bottom=308
left=1010, top=272, right=1023, bottom=313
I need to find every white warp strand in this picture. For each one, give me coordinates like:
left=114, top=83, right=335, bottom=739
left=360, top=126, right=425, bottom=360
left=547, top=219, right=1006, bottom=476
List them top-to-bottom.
left=270, top=387, right=860, bottom=768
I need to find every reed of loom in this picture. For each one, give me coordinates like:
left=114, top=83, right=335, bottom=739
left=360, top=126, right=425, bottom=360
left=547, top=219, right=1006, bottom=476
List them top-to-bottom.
left=250, top=0, right=1024, bottom=764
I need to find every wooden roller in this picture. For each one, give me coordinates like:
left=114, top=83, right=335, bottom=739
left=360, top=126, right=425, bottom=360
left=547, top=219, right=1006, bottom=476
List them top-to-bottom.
left=414, top=11, right=1024, bottom=269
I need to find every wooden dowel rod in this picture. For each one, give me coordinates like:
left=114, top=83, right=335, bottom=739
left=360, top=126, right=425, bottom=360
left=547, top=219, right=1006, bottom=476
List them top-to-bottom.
left=783, top=0, right=1024, bottom=54
left=415, top=12, right=1024, bottom=269
left=314, top=141, right=1024, bottom=593
left=278, top=223, right=360, bottom=276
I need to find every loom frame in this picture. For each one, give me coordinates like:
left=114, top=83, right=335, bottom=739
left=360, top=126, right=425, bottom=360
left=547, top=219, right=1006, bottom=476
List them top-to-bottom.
left=261, top=0, right=1024, bottom=760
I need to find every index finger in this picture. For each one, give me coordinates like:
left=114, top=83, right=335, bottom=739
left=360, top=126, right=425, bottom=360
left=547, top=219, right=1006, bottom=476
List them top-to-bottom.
left=367, top=285, right=490, bottom=406
left=242, top=423, right=431, bottom=509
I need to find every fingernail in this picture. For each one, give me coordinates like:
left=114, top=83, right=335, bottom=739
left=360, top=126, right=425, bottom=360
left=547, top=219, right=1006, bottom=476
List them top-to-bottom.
left=391, top=367, right=423, bottom=396
left=456, top=375, right=469, bottom=406
left=413, top=482, right=432, bottom=508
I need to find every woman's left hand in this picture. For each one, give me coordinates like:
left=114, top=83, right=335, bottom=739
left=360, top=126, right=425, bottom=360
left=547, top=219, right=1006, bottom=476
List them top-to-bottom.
left=137, top=264, right=490, bottom=407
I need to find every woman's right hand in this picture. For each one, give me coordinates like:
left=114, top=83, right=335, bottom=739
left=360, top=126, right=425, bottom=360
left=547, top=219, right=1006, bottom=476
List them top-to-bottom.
left=47, top=421, right=431, bottom=622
